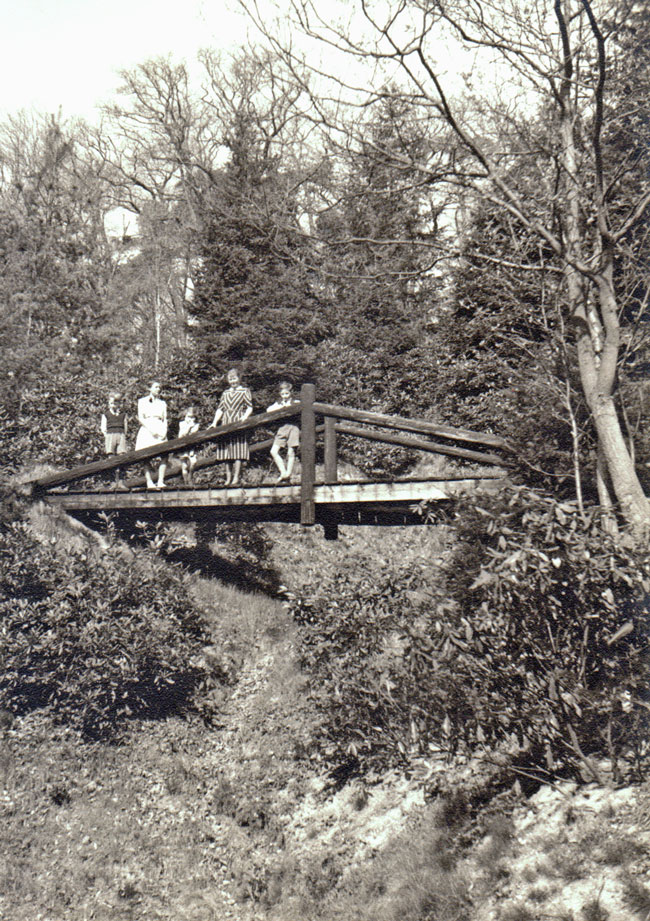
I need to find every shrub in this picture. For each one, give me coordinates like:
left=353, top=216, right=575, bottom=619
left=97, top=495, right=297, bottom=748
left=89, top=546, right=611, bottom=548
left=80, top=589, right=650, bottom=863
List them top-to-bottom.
left=287, top=488, right=650, bottom=781
left=437, top=488, right=650, bottom=779
left=0, top=521, right=215, bottom=738
left=288, top=554, right=445, bottom=770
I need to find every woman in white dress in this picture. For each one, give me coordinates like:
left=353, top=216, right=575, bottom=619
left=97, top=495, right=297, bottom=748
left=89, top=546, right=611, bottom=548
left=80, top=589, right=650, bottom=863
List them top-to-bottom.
left=136, top=381, right=168, bottom=489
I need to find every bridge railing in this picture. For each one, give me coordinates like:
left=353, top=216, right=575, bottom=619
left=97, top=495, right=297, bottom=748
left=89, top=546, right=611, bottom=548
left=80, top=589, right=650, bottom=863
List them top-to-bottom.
left=28, top=383, right=511, bottom=517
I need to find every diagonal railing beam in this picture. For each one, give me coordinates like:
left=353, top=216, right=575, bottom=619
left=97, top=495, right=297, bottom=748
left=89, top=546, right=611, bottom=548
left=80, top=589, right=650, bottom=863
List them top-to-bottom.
left=314, top=402, right=510, bottom=450
left=29, top=405, right=300, bottom=491
left=334, top=423, right=507, bottom=466
left=122, top=425, right=327, bottom=489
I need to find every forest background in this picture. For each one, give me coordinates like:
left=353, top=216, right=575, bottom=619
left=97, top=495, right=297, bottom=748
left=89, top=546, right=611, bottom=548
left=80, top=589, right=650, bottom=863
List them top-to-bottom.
left=1, top=1, right=650, bottom=905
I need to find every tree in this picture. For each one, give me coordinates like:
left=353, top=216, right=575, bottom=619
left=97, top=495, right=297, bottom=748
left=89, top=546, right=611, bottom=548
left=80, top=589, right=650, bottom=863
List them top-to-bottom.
left=243, top=0, right=650, bottom=532
left=185, top=50, right=330, bottom=408
left=92, top=59, right=204, bottom=372
left=314, top=93, right=443, bottom=414
left=0, top=113, right=119, bottom=475
left=0, top=114, right=113, bottom=372
left=439, top=196, right=595, bottom=504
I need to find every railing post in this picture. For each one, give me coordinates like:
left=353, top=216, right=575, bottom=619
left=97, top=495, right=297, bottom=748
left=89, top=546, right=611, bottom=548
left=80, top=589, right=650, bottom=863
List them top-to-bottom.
left=300, top=383, right=316, bottom=525
left=323, top=414, right=338, bottom=540
left=324, top=415, right=337, bottom=484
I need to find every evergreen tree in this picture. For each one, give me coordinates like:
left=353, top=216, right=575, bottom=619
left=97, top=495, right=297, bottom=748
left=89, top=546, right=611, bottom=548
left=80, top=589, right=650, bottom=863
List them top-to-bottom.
left=186, top=69, right=329, bottom=411
left=314, top=94, right=442, bottom=420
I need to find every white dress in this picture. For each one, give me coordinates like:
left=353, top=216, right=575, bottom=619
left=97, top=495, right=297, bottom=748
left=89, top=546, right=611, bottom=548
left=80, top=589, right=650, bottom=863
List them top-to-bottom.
left=135, top=396, right=168, bottom=450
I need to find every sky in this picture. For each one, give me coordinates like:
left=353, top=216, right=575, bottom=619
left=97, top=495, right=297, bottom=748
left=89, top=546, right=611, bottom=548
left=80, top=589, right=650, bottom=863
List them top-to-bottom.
left=0, top=0, right=252, bottom=120
left=0, top=0, right=509, bottom=124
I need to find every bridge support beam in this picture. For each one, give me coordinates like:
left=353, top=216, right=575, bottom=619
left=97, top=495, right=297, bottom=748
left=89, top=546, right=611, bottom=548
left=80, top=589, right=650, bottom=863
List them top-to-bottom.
left=300, top=383, right=316, bottom=525
left=323, top=415, right=339, bottom=539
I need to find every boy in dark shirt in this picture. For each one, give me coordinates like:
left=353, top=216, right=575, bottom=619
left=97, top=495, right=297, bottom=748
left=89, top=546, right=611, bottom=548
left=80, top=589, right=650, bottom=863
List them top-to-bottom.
left=100, top=391, right=128, bottom=489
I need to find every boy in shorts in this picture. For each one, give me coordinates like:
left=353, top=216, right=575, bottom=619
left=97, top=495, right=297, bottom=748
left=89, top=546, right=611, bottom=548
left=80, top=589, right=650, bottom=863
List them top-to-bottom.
left=267, top=382, right=300, bottom=483
left=100, top=391, right=128, bottom=489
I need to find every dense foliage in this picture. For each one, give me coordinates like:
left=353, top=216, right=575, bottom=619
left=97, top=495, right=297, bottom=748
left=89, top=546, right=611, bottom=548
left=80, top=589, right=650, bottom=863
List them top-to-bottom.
left=435, top=205, right=586, bottom=492
left=289, top=489, right=650, bottom=781
left=0, top=517, right=215, bottom=738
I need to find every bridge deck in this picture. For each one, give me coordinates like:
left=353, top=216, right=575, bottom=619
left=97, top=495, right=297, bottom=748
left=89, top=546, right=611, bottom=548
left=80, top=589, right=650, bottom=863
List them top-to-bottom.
left=44, top=478, right=475, bottom=527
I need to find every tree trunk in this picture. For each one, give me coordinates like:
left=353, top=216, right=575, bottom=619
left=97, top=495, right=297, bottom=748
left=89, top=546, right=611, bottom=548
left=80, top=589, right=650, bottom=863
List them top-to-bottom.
left=557, top=24, right=649, bottom=534
left=573, top=304, right=649, bottom=532
left=592, top=395, right=649, bottom=529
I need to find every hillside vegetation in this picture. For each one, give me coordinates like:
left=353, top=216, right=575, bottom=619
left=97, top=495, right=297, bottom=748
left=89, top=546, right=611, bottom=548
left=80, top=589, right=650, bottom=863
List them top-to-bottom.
left=0, top=490, right=649, bottom=920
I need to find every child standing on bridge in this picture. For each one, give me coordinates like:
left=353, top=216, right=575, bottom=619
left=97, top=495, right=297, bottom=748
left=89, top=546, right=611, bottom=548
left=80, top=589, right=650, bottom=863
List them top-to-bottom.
left=210, top=369, right=253, bottom=487
left=136, top=381, right=168, bottom=490
left=267, top=381, right=300, bottom=483
left=100, top=391, right=128, bottom=490
left=178, top=405, right=199, bottom=487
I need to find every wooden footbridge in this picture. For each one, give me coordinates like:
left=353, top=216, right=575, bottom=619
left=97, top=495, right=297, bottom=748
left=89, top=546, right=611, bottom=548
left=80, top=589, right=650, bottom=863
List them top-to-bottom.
left=29, top=385, right=510, bottom=540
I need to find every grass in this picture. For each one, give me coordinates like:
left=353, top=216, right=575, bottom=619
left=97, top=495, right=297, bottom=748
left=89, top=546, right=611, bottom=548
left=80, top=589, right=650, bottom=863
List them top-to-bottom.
left=0, top=717, right=234, bottom=920
left=302, top=808, right=472, bottom=921
left=475, top=814, right=516, bottom=874
left=597, top=833, right=646, bottom=867
left=622, top=874, right=650, bottom=918
left=581, top=898, right=610, bottom=921
left=499, top=906, right=535, bottom=921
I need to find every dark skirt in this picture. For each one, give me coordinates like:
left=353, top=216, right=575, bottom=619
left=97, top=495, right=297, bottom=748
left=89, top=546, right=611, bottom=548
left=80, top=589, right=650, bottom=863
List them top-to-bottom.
left=214, top=432, right=249, bottom=461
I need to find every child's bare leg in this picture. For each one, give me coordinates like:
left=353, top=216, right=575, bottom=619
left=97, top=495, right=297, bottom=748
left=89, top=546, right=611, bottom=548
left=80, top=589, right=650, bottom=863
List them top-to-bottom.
left=270, top=444, right=287, bottom=479
left=286, top=447, right=296, bottom=477
left=187, top=459, right=196, bottom=487
left=181, top=460, right=190, bottom=485
left=231, top=460, right=242, bottom=485
left=157, top=461, right=167, bottom=488
left=144, top=463, right=156, bottom=489
left=224, top=463, right=232, bottom=486
left=115, top=464, right=127, bottom=489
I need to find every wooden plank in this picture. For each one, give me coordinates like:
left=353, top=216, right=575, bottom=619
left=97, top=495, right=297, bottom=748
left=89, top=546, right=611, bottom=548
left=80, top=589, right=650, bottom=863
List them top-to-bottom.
left=300, top=383, right=316, bottom=525
left=314, top=401, right=509, bottom=450
left=30, top=404, right=301, bottom=490
left=335, top=422, right=506, bottom=466
left=45, top=479, right=450, bottom=513
left=314, top=481, right=449, bottom=503
left=47, top=484, right=300, bottom=511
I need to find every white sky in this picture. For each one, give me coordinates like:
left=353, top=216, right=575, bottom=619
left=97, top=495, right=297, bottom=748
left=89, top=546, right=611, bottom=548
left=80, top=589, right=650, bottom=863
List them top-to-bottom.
left=0, top=0, right=252, bottom=120
left=0, top=0, right=516, bottom=124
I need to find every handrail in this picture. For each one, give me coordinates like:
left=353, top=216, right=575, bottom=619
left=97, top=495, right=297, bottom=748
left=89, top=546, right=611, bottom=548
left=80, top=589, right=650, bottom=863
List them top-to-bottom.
left=27, top=384, right=511, bottom=495
left=313, top=402, right=509, bottom=450
left=29, top=404, right=300, bottom=491
left=334, top=422, right=507, bottom=466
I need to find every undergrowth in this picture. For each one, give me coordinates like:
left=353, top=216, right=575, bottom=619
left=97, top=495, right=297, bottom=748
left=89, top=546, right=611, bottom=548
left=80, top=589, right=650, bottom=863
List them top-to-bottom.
left=285, top=487, right=650, bottom=783
left=0, top=516, right=217, bottom=738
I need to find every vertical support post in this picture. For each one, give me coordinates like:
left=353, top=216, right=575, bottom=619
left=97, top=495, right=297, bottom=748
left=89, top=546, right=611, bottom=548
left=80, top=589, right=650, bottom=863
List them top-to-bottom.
left=300, top=383, right=316, bottom=525
left=323, top=414, right=339, bottom=540
left=323, top=415, right=338, bottom=484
